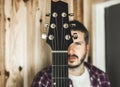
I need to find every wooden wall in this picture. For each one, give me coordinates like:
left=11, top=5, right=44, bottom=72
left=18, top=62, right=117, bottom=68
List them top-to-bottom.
left=0, top=0, right=104, bottom=87
left=4, top=0, right=52, bottom=87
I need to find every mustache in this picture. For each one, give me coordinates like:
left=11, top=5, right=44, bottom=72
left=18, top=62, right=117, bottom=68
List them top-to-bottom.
left=68, top=54, right=78, bottom=58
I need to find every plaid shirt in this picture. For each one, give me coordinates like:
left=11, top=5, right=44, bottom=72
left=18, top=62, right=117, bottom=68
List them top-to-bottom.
left=31, top=62, right=111, bottom=87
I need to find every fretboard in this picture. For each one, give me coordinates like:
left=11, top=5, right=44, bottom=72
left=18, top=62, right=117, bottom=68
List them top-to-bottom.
left=52, top=52, right=68, bottom=87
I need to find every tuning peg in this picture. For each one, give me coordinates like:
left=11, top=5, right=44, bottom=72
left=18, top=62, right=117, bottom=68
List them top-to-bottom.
left=53, top=12, right=58, bottom=17
left=61, top=12, right=67, bottom=17
left=46, top=13, right=51, bottom=16
left=69, top=13, right=74, bottom=16
left=45, top=23, right=49, bottom=28
left=50, top=23, right=56, bottom=29
left=63, top=23, right=69, bottom=29
left=42, top=32, right=47, bottom=39
left=72, top=33, right=78, bottom=39
left=49, top=35, right=54, bottom=40
left=65, top=35, right=71, bottom=40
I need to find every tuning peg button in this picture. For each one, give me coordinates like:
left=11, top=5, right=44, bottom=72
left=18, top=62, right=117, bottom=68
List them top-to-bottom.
left=53, top=12, right=58, bottom=17
left=61, top=12, right=67, bottom=17
left=46, top=13, right=51, bottom=16
left=69, top=13, right=74, bottom=16
left=45, top=23, right=49, bottom=28
left=51, top=23, right=56, bottom=29
left=63, top=23, right=69, bottom=29
left=42, top=33, right=47, bottom=39
left=73, top=33, right=78, bottom=39
left=49, top=35, right=54, bottom=40
left=65, top=35, right=71, bottom=40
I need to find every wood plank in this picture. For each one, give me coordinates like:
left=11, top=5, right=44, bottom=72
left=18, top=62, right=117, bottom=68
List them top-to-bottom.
left=0, top=0, right=5, bottom=87
left=5, top=0, right=26, bottom=87
left=25, top=0, right=35, bottom=86
left=31, top=0, right=52, bottom=79
left=73, top=0, right=83, bottom=22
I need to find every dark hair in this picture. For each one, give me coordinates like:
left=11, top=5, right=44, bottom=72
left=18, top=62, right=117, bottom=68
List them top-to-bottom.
left=69, top=20, right=89, bottom=44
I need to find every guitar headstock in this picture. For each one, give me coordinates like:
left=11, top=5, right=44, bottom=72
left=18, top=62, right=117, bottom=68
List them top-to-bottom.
left=46, top=1, right=73, bottom=50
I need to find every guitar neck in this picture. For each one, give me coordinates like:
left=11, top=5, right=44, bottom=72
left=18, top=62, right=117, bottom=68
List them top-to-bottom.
left=46, top=1, right=72, bottom=87
left=52, top=51, right=68, bottom=87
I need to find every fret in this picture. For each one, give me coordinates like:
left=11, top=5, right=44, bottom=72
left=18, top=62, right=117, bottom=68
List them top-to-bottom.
left=51, top=50, right=68, bottom=53
left=52, top=65, right=67, bottom=66
left=52, top=77, right=68, bottom=79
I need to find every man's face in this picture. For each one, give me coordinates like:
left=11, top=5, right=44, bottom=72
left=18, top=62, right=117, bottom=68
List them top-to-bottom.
left=68, top=30, right=89, bottom=68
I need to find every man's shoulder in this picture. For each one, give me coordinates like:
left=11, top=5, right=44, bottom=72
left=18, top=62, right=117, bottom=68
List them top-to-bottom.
left=84, top=62, right=105, bottom=74
left=85, top=62, right=111, bottom=86
left=31, top=66, right=52, bottom=87
left=36, top=66, right=52, bottom=77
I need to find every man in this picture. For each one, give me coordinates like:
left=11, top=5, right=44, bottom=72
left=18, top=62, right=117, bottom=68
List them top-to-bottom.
left=31, top=20, right=111, bottom=87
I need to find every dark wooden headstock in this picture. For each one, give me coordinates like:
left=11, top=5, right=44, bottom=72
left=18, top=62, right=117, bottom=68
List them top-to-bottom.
left=46, top=1, right=73, bottom=51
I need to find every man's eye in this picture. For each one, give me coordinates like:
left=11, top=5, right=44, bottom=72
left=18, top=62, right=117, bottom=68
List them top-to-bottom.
left=75, top=42, right=82, bottom=45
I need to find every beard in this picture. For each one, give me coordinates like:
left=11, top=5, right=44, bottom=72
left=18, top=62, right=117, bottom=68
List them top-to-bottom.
left=68, top=53, right=86, bottom=69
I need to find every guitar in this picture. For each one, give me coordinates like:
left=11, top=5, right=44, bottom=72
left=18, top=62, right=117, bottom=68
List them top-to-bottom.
left=46, top=1, right=73, bottom=87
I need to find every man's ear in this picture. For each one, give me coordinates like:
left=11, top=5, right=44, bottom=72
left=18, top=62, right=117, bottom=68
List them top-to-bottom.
left=85, top=44, right=90, bottom=62
left=87, top=44, right=90, bottom=53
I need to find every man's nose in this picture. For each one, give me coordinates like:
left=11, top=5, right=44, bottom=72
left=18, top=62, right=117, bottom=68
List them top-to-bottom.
left=68, top=45, right=75, bottom=54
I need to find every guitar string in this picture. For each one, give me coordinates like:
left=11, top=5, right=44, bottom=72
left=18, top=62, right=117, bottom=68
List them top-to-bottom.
left=65, top=11, right=68, bottom=86
left=64, top=12, right=69, bottom=87
left=54, top=13, right=59, bottom=87
left=62, top=13, right=68, bottom=87
left=61, top=14, right=66, bottom=87
left=55, top=15, right=59, bottom=87
left=63, top=16, right=67, bottom=87
left=55, top=17, right=57, bottom=87
left=62, top=17, right=64, bottom=87
left=52, top=26, right=55, bottom=87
